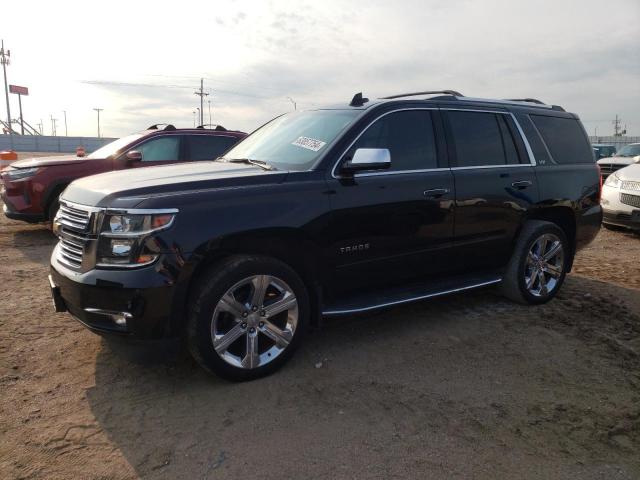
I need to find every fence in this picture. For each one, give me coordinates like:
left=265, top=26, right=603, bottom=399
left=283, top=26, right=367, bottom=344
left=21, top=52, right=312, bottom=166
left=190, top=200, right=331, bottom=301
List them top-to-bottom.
left=0, top=135, right=116, bottom=154
left=588, top=136, right=640, bottom=151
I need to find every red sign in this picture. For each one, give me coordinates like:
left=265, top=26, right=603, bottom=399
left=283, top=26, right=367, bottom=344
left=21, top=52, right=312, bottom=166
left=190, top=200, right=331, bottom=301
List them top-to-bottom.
left=9, top=85, right=28, bottom=96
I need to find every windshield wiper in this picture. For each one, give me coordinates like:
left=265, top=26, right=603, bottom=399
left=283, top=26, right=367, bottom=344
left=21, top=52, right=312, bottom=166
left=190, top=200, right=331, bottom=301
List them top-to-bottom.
left=221, top=158, right=276, bottom=171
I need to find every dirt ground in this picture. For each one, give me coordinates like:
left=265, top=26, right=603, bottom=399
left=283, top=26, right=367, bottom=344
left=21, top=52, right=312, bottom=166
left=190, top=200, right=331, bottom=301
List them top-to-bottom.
left=0, top=210, right=639, bottom=480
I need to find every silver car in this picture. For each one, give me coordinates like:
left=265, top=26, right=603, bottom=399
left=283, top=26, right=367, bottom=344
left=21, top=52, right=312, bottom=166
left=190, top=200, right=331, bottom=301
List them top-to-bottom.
left=601, top=163, right=640, bottom=231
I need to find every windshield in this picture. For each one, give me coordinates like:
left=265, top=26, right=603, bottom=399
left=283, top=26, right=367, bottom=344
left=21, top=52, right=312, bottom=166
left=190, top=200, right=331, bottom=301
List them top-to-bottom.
left=221, top=110, right=360, bottom=171
left=87, top=133, right=144, bottom=159
left=617, top=144, right=640, bottom=157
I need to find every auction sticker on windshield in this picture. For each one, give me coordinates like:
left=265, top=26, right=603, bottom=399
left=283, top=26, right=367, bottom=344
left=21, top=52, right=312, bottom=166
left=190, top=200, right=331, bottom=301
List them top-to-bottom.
left=292, top=136, right=326, bottom=152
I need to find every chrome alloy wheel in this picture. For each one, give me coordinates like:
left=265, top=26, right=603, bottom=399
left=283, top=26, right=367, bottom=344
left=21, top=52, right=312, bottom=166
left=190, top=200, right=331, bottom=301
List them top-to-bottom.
left=525, top=233, right=564, bottom=297
left=211, top=275, right=298, bottom=369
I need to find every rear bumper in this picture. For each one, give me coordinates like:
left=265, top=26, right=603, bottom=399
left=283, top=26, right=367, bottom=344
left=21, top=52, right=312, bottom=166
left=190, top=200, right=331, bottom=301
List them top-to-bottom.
left=575, top=204, right=603, bottom=252
left=50, top=254, right=181, bottom=339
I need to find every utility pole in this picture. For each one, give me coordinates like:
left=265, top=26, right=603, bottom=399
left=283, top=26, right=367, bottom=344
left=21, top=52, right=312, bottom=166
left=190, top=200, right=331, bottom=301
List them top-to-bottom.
left=1, top=40, right=12, bottom=134
left=194, top=78, right=208, bottom=126
left=287, top=96, right=297, bottom=111
left=208, top=99, right=212, bottom=126
left=196, top=107, right=200, bottom=127
left=93, top=108, right=103, bottom=137
left=63, top=110, right=68, bottom=136
left=192, top=110, right=196, bottom=128
left=50, top=115, right=57, bottom=136
left=613, top=115, right=623, bottom=137
left=37, top=120, right=43, bottom=135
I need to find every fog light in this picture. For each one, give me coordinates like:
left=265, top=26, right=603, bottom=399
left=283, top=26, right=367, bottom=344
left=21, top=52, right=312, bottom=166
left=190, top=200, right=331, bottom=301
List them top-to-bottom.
left=83, top=308, right=132, bottom=327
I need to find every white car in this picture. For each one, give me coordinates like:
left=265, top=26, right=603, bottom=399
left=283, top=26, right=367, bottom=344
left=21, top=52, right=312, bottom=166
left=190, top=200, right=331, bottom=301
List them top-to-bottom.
left=597, top=142, right=640, bottom=179
left=601, top=163, right=640, bottom=232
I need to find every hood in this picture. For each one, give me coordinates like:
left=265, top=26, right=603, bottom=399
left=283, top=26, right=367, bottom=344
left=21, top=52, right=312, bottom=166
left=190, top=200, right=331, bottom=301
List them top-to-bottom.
left=11, top=155, right=90, bottom=168
left=597, top=155, right=636, bottom=166
left=62, top=160, right=287, bottom=208
left=615, top=163, right=640, bottom=181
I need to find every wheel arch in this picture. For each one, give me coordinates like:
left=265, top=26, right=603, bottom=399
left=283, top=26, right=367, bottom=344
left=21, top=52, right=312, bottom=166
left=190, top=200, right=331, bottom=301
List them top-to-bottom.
left=524, top=205, right=577, bottom=270
left=172, top=228, right=325, bottom=334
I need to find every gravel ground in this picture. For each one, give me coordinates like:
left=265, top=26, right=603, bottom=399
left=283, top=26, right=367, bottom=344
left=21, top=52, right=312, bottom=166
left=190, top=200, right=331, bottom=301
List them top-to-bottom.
left=0, top=211, right=638, bottom=480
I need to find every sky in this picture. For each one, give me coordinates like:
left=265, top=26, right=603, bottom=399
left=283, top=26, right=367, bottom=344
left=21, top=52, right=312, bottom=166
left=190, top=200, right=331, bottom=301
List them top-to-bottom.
left=2, top=0, right=639, bottom=139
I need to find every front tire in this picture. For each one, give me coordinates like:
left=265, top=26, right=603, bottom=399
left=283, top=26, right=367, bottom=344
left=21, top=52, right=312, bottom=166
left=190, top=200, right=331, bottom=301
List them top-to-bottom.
left=500, top=220, right=570, bottom=305
left=187, top=255, right=309, bottom=381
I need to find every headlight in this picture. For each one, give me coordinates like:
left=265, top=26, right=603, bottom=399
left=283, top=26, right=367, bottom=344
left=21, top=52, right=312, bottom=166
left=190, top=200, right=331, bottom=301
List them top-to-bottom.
left=6, top=167, right=39, bottom=180
left=604, top=173, right=620, bottom=188
left=96, top=211, right=176, bottom=267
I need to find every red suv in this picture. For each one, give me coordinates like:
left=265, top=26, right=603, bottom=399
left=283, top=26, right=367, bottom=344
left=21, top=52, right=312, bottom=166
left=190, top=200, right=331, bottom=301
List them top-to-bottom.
left=1, top=124, right=246, bottom=222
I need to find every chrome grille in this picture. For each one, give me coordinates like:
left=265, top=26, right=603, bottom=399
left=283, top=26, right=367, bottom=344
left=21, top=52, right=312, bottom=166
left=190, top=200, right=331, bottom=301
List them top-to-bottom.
left=621, top=181, right=640, bottom=192
left=620, top=193, right=640, bottom=209
left=54, top=201, right=100, bottom=271
left=57, top=202, right=91, bottom=231
left=58, top=235, right=84, bottom=268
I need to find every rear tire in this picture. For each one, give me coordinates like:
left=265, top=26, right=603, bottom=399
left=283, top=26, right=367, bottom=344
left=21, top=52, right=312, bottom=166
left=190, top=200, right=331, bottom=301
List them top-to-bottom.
left=500, top=220, right=570, bottom=305
left=187, top=255, right=309, bottom=381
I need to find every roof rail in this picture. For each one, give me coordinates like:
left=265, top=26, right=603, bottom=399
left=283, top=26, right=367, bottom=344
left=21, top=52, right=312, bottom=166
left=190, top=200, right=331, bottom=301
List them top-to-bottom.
left=381, top=90, right=463, bottom=100
left=505, top=98, right=545, bottom=105
left=147, top=124, right=176, bottom=131
left=197, top=124, right=227, bottom=131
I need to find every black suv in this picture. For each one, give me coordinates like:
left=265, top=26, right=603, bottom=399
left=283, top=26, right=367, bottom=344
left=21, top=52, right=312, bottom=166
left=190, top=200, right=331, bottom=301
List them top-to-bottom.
left=49, top=90, right=602, bottom=380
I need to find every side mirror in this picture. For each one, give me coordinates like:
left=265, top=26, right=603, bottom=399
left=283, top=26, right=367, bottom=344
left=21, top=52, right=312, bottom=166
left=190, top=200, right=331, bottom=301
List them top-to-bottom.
left=341, top=148, right=391, bottom=174
left=125, top=150, right=142, bottom=162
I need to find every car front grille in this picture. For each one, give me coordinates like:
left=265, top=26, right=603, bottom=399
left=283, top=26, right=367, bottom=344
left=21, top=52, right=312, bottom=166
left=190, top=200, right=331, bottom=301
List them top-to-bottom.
left=599, top=163, right=626, bottom=178
left=621, top=181, right=640, bottom=192
left=620, top=193, right=640, bottom=209
left=54, top=201, right=101, bottom=271
left=57, top=202, right=92, bottom=231
left=58, top=231, right=85, bottom=269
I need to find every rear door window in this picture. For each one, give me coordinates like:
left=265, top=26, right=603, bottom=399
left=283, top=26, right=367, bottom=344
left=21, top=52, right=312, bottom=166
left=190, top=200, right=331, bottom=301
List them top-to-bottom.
left=446, top=111, right=519, bottom=167
left=530, top=115, right=593, bottom=164
left=186, top=135, right=240, bottom=161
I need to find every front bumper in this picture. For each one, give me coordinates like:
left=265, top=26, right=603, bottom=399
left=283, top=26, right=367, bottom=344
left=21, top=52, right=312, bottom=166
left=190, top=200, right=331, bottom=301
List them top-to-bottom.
left=601, top=185, right=640, bottom=230
left=3, top=201, right=46, bottom=222
left=603, top=210, right=640, bottom=231
left=50, top=252, right=181, bottom=339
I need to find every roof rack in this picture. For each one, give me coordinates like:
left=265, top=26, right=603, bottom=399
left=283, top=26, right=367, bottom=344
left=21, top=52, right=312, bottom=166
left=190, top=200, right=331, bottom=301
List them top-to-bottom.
left=381, top=90, right=463, bottom=100
left=505, top=98, right=545, bottom=105
left=147, top=124, right=176, bottom=131
left=196, top=124, right=227, bottom=131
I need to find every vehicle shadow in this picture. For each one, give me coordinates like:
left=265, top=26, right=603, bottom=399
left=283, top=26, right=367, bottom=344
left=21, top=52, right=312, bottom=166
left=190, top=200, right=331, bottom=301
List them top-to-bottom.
left=85, top=275, right=640, bottom=478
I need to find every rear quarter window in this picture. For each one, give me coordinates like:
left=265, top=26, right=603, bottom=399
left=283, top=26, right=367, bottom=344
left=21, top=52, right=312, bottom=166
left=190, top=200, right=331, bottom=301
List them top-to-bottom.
left=530, top=115, right=593, bottom=164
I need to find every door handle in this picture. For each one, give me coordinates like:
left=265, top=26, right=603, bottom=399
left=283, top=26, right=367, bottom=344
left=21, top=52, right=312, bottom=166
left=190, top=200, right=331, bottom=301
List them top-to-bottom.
left=511, top=180, right=532, bottom=190
left=423, top=188, right=450, bottom=198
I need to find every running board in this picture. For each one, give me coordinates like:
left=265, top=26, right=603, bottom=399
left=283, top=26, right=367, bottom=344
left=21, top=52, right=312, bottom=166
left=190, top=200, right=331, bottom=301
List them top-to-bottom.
left=322, top=274, right=502, bottom=316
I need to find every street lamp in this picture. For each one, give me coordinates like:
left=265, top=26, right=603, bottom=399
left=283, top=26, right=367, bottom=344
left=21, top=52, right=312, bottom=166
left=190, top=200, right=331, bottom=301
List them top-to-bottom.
left=286, top=96, right=297, bottom=111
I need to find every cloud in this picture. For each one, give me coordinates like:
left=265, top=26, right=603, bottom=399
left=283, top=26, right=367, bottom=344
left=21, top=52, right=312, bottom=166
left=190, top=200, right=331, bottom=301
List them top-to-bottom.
left=3, top=0, right=638, bottom=137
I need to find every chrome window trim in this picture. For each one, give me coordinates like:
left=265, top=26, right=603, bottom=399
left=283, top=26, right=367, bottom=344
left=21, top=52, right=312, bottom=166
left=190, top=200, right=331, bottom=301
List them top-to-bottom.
left=331, top=107, right=439, bottom=179
left=331, top=107, right=538, bottom=178
left=440, top=108, right=536, bottom=167
left=526, top=114, right=557, bottom=165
